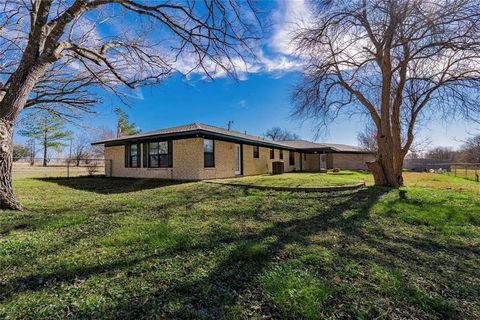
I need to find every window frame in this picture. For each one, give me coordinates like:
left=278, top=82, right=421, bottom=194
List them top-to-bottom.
left=204, top=138, right=215, bottom=168
left=147, top=140, right=172, bottom=168
left=125, top=143, right=141, bottom=168
left=253, top=145, right=259, bottom=158
left=270, top=148, right=274, bottom=159
left=279, top=149, right=283, bottom=160
left=289, top=151, right=295, bottom=166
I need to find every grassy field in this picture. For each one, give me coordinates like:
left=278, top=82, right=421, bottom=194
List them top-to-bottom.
left=12, top=163, right=105, bottom=179
left=446, top=168, right=479, bottom=182
left=217, top=171, right=369, bottom=187
left=218, top=171, right=480, bottom=193
left=0, top=172, right=479, bottom=319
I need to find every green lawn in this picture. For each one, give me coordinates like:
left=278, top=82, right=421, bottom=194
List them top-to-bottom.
left=12, top=163, right=105, bottom=179
left=217, top=171, right=369, bottom=187
left=217, top=171, right=480, bottom=193
left=0, top=173, right=479, bottom=319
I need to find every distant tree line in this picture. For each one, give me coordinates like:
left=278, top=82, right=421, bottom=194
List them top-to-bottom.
left=14, top=107, right=136, bottom=165
left=264, top=127, right=300, bottom=141
left=404, top=135, right=480, bottom=163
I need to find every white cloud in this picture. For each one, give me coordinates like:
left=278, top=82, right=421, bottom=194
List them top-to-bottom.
left=133, top=0, right=310, bottom=81
left=164, top=0, right=313, bottom=80
left=269, top=0, right=312, bottom=56
left=257, top=50, right=303, bottom=74
left=237, top=99, right=247, bottom=108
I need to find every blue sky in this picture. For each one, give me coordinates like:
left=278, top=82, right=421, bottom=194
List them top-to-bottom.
left=13, top=0, right=477, bottom=149
left=65, top=71, right=474, bottom=148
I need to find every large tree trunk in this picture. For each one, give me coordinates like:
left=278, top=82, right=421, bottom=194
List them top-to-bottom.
left=0, top=120, right=25, bottom=210
left=367, top=138, right=404, bottom=187
left=367, top=159, right=403, bottom=187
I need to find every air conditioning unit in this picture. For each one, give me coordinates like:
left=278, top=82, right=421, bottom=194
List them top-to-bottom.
left=272, top=161, right=284, bottom=175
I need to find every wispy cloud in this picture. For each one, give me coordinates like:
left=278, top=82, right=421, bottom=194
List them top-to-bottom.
left=164, top=0, right=311, bottom=80
left=269, top=0, right=312, bottom=56
left=237, top=99, right=247, bottom=108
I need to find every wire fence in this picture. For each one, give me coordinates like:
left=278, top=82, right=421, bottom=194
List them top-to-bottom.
left=12, top=157, right=480, bottom=182
left=13, top=158, right=109, bottom=179
left=412, top=162, right=480, bottom=182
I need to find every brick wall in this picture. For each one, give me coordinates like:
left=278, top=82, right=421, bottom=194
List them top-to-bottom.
left=105, top=138, right=375, bottom=179
left=105, top=138, right=203, bottom=180
left=199, top=140, right=236, bottom=179
left=331, top=153, right=375, bottom=170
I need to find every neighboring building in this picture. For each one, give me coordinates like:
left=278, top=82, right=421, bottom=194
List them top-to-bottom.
left=92, top=123, right=375, bottom=180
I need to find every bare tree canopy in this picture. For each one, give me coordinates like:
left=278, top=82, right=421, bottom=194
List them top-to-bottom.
left=0, top=0, right=259, bottom=210
left=292, top=0, right=480, bottom=187
left=357, top=123, right=378, bottom=152
left=264, top=127, right=300, bottom=141
left=71, top=134, right=92, bottom=166
left=460, top=135, right=480, bottom=162
left=12, top=144, right=30, bottom=161
left=425, top=146, right=459, bottom=161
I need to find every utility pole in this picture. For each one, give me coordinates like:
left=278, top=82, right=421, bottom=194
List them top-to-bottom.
left=227, top=120, right=234, bottom=131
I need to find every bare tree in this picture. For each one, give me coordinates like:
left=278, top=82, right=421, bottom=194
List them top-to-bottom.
left=0, top=0, right=259, bottom=209
left=292, top=0, right=480, bottom=187
left=357, top=123, right=378, bottom=152
left=90, top=126, right=115, bottom=157
left=265, top=127, right=300, bottom=141
left=71, top=134, right=91, bottom=166
left=460, top=135, right=480, bottom=162
left=26, top=139, right=37, bottom=166
left=12, top=144, right=30, bottom=161
left=425, top=146, right=459, bottom=161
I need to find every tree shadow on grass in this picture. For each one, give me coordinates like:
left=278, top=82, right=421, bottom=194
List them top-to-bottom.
left=35, top=176, right=192, bottom=194
left=2, top=187, right=477, bottom=319
left=101, top=187, right=392, bottom=318
left=104, top=187, right=473, bottom=319
left=0, top=188, right=381, bottom=301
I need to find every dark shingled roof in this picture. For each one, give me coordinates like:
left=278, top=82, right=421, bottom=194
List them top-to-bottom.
left=93, top=123, right=372, bottom=153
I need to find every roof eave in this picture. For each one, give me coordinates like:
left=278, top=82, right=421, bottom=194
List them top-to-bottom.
left=91, top=129, right=297, bottom=150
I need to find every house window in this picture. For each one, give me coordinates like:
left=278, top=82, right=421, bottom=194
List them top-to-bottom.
left=204, top=139, right=215, bottom=167
left=148, top=141, right=172, bottom=168
left=125, top=143, right=140, bottom=168
left=253, top=145, right=259, bottom=158
left=270, top=148, right=274, bottom=159
left=279, top=150, right=283, bottom=160
left=289, top=151, right=295, bottom=166
left=304, top=153, right=307, bottom=161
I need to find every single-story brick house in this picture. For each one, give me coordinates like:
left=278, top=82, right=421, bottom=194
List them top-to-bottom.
left=92, top=123, right=375, bottom=180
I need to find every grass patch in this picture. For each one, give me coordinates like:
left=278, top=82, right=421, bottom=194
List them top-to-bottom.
left=218, top=171, right=368, bottom=187
left=218, top=171, right=480, bottom=194
left=0, top=173, right=478, bottom=319
left=372, top=187, right=480, bottom=234
left=100, top=217, right=189, bottom=251
left=260, top=263, right=332, bottom=319
left=370, top=264, right=458, bottom=318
